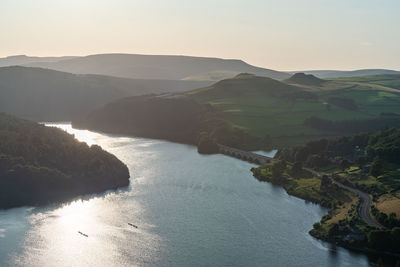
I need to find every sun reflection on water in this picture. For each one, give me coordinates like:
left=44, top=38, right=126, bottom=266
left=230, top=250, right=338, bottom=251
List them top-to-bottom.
left=1, top=123, right=371, bottom=267
left=45, top=123, right=102, bottom=146
left=9, top=124, right=161, bottom=266
left=16, top=191, right=158, bottom=266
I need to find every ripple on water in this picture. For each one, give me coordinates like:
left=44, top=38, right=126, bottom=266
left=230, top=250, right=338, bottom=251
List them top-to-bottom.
left=0, top=124, right=371, bottom=267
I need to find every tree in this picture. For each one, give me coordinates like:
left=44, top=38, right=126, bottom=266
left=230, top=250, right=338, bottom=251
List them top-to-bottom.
left=0, top=113, right=129, bottom=209
left=197, top=132, right=219, bottom=154
left=306, top=154, right=330, bottom=168
left=355, top=156, right=367, bottom=168
left=370, top=157, right=385, bottom=177
left=340, top=159, right=351, bottom=171
left=271, top=160, right=286, bottom=181
left=292, top=161, right=303, bottom=173
left=320, top=175, right=332, bottom=192
left=388, top=213, right=400, bottom=228
left=313, top=222, right=321, bottom=230
left=328, top=224, right=340, bottom=236
left=391, top=227, right=400, bottom=249
left=368, top=230, right=391, bottom=250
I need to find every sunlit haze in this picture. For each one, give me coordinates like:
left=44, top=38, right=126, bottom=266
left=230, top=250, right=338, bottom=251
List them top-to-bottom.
left=1, top=0, right=399, bottom=70
left=2, top=1, right=400, bottom=266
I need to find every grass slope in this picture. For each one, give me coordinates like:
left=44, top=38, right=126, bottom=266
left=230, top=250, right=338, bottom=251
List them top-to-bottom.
left=0, top=66, right=211, bottom=121
left=290, top=69, right=400, bottom=79
left=75, top=73, right=400, bottom=150
left=188, top=73, right=400, bottom=147
left=333, top=74, right=400, bottom=90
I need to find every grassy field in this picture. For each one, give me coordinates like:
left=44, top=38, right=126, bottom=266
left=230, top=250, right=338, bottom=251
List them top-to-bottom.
left=188, top=74, right=400, bottom=147
left=333, top=74, right=400, bottom=90
left=333, top=90, right=400, bottom=115
left=203, top=95, right=373, bottom=136
left=255, top=160, right=351, bottom=205
left=327, top=163, right=400, bottom=218
left=286, top=177, right=322, bottom=201
left=377, top=195, right=400, bottom=217
left=326, top=197, right=359, bottom=225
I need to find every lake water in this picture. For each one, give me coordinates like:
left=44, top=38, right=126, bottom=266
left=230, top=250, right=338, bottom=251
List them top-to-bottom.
left=0, top=124, right=371, bottom=266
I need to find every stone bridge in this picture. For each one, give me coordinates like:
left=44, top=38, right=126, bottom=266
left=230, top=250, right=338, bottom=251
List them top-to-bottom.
left=218, top=144, right=272, bottom=165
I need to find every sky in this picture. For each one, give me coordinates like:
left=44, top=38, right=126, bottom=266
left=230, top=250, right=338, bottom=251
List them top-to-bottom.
left=0, top=0, right=399, bottom=71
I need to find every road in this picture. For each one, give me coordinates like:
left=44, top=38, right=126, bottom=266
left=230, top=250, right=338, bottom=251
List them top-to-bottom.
left=218, top=145, right=384, bottom=229
left=303, top=167, right=384, bottom=229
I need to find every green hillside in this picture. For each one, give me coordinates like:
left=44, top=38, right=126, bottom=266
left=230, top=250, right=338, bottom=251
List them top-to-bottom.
left=0, top=66, right=210, bottom=121
left=290, top=69, right=400, bottom=79
left=74, top=73, right=400, bottom=149
left=284, top=73, right=325, bottom=86
left=185, top=74, right=399, bottom=146
left=333, top=74, right=400, bottom=90
left=73, top=94, right=210, bottom=145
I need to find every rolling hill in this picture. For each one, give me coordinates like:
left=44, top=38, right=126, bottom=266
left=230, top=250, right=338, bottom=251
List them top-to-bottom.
left=23, top=53, right=290, bottom=81
left=5, top=54, right=398, bottom=82
left=0, top=66, right=211, bottom=121
left=289, top=69, right=400, bottom=79
left=74, top=73, right=400, bottom=149
left=188, top=73, right=299, bottom=100
left=284, top=73, right=325, bottom=86
left=73, top=74, right=315, bottom=149
left=74, top=74, right=304, bottom=147
left=332, top=74, right=400, bottom=90
left=73, top=94, right=209, bottom=145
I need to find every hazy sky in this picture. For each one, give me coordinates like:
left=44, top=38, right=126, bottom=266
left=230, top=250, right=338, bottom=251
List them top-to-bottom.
left=1, top=0, right=399, bottom=70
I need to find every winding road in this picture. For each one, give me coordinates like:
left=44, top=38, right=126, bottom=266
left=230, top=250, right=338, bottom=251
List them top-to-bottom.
left=217, top=145, right=383, bottom=229
left=303, top=167, right=384, bottom=229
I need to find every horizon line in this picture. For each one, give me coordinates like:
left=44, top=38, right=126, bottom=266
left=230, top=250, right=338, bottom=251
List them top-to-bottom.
left=1, top=52, right=399, bottom=72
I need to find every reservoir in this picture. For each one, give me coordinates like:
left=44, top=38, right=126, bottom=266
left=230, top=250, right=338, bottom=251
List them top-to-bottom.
left=0, top=124, right=370, bottom=266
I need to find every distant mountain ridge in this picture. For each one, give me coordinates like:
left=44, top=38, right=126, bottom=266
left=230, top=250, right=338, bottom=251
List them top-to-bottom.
left=23, top=53, right=290, bottom=81
left=2, top=54, right=399, bottom=80
left=0, top=55, right=77, bottom=67
left=288, top=69, right=400, bottom=79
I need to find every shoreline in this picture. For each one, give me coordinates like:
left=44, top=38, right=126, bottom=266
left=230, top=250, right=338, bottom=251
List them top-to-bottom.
left=42, top=123, right=400, bottom=261
left=251, top=168, right=400, bottom=261
left=309, top=230, right=400, bottom=260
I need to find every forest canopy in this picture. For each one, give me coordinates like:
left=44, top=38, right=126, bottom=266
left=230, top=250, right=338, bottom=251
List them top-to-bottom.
left=0, top=113, right=130, bottom=209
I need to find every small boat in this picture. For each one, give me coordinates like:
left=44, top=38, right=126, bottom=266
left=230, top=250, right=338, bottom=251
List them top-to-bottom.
left=128, top=223, right=138, bottom=228
left=78, top=231, right=88, bottom=237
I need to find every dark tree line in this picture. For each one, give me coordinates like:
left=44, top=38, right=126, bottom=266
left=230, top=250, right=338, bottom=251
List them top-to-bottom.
left=0, top=113, right=129, bottom=209
left=304, top=116, right=400, bottom=134
left=277, top=127, right=400, bottom=178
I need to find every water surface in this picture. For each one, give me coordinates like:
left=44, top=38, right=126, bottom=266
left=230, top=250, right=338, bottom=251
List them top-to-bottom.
left=0, top=124, right=370, bottom=266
